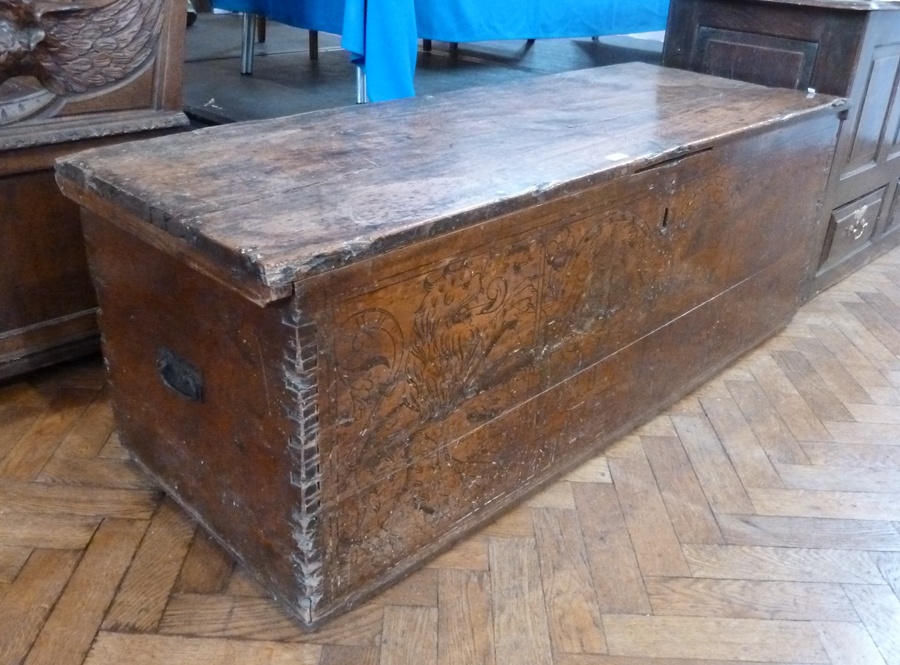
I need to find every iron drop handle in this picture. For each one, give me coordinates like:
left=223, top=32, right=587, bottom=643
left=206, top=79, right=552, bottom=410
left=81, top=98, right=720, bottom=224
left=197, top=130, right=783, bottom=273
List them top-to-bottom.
left=157, top=347, right=204, bottom=402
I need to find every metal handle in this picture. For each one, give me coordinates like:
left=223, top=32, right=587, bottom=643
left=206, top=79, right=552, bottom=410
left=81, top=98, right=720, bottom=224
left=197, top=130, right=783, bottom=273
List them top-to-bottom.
left=847, top=205, right=869, bottom=241
left=848, top=219, right=869, bottom=241
left=157, top=348, right=204, bottom=402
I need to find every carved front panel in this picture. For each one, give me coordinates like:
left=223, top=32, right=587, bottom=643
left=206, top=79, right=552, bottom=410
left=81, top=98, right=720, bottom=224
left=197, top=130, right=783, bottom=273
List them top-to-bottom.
left=303, top=117, right=832, bottom=600
left=323, top=184, right=661, bottom=502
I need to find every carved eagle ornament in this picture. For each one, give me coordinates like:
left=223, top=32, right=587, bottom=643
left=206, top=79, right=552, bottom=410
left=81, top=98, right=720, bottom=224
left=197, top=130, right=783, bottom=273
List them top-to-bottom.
left=0, top=0, right=163, bottom=96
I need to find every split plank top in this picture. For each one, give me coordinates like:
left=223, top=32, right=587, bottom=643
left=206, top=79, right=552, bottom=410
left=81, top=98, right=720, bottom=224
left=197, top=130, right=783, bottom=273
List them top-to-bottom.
left=55, top=62, right=844, bottom=304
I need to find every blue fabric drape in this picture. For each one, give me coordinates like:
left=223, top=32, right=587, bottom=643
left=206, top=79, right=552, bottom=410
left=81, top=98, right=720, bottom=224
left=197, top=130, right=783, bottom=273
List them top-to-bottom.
left=210, top=0, right=670, bottom=102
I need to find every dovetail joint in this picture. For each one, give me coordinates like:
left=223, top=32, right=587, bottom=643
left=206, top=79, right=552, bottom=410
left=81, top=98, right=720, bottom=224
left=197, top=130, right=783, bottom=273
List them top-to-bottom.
left=283, top=311, right=323, bottom=624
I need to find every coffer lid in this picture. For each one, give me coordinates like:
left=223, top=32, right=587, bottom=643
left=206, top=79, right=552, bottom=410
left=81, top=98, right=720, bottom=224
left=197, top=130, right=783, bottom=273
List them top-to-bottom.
left=56, top=62, right=844, bottom=305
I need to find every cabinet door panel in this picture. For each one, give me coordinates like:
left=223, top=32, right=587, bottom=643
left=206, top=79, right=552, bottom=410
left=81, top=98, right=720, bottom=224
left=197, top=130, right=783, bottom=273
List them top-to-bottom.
left=698, top=27, right=817, bottom=90
left=844, top=46, right=900, bottom=175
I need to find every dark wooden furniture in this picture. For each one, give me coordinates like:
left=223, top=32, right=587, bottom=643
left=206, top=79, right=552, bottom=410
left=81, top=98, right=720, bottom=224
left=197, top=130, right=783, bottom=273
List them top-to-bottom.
left=0, top=0, right=189, bottom=380
left=662, top=0, right=900, bottom=295
left=56, top=63, right=840, bottom=629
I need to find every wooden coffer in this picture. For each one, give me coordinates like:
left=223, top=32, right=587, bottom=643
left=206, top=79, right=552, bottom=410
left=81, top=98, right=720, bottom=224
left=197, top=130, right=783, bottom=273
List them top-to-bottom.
left=0, top=0, right=187, bottom=379
left=56, top=64, right=841, bottom=629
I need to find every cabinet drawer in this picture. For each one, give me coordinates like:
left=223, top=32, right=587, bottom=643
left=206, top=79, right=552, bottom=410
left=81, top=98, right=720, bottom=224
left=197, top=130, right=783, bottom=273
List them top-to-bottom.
left=886, top=180, right=900, bottom=235
left=820, top=188, right=885, bottom=269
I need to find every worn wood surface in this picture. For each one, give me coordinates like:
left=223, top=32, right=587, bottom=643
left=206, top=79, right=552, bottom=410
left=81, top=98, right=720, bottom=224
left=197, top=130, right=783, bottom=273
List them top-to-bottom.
left=662, top=0, right=900, bottom=295
left=57, top=63, right=843, bottom=301
left=63, top=64, right=841, bottom=627
left=0, top=160, right=99, bottom=377
left=4, top=247, right=900, bottom=661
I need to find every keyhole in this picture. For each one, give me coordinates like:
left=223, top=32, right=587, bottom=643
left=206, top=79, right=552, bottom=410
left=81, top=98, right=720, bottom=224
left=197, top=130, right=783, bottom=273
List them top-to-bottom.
left=661, top=207, right=670, bottom=231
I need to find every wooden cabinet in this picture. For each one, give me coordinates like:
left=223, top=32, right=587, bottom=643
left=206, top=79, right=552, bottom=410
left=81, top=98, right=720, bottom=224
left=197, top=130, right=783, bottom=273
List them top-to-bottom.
left=0, top=0, right=189, bottom=379
left=662, top=0, right=900, bottom=295
left=56, top=63, right=839, bottom=628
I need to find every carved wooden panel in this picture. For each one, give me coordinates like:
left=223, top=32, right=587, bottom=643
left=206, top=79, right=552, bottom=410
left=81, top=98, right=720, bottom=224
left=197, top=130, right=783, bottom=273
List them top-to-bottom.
left=0, top=0, right=186, bottom=149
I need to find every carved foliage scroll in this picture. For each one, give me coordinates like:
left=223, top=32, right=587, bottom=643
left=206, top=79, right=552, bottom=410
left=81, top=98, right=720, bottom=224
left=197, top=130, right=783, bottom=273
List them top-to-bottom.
left=318, top=148, right=775, bottom=593
left=329, top=206, right=668, bottom=496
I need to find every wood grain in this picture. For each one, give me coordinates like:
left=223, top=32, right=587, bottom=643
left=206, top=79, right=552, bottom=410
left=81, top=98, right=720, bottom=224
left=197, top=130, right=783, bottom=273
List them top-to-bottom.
left=60, top=53, right=844, bottom=625
left=55, top=63, right=841, bottom=296
left=791, top=338, right=874, bottom=406
left=771, top=350, right=855, bottom=422
left=746, top=357, right=833, bottom=441
left=725, top=379, right=810, bottom=464
left=0, top=388, right=96, bottom=480
left=52, top=389, right=115, bottom=460
left=699, top=395, right=784, bottom=488
left=671, top=415, right=755, bottom=514
left=823, top=420, right=900, bottom=445
left=641, top=436, right=724, bottom=545
left=800, top=441, right=900, bottom=468
left=607, top=451, right=691, bottom=577
left=0, top=480, right=159, bottom=520
left=572, top=482, right=651, bottom=615
left=748, top=487, right=900, bottom=521
left=101, top=499, right=197, bottom=632
left=532, top=508, right=606, bottom=655
left=716, top=513, right=900, bottom=551
left=0, top=514, right=99, bottom=549
left=24, top=518, right=149, bottom=665
left=173, top=529, right=234, bottom=595
left=489, top=539, right=553, bottom=665
left=682, top=544, right=884, bottom=584
left=0, top=546, right=31, bottom=585
left=0, top=549, right=82, bottom=665
left=437, top=570, right=495, bottom=665
left=645, top=577, right=857, bottom=621
left=842, top=584, right=900, bottom=665
left=379, top=606, right=438, bottom=665
left=603, top=615, right=829, bottom=662
left=815, top=621, right=888, bottom=665
left=83, top=633, right=322, bottom=665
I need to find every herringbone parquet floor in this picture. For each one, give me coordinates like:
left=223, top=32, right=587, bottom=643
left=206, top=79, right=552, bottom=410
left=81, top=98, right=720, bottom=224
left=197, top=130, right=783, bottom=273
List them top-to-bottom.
left=3, top=249, right=900, bottom=665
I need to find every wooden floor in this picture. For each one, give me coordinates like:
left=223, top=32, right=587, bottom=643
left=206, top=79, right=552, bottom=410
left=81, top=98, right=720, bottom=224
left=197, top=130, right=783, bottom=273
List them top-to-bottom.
left=3, top=249, right=900, bottom=665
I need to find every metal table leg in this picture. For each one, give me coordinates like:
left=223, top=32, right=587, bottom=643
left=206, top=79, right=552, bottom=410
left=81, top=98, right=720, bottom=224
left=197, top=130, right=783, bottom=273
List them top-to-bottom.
left=241, top=13, right=258, bottom=75
left=356, top=67, right=368, bottom=104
